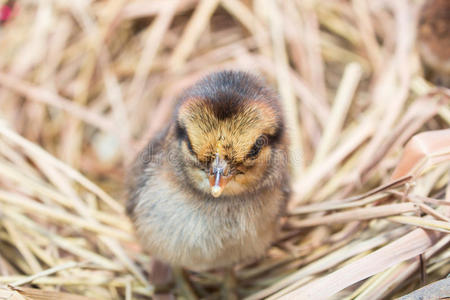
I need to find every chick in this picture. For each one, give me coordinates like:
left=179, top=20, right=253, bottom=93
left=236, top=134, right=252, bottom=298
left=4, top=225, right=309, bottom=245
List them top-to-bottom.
left=417, top=0, right=450, bottom=87
left=127, top=71, right=290, bottom=272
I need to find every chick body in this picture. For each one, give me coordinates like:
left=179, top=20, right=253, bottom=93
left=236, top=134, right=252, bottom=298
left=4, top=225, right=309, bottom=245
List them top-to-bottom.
left=127, top=71, right=289, bottom=271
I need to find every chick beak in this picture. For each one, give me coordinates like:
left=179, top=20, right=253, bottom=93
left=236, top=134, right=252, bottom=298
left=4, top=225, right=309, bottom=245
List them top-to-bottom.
left=209, top=154, right=231, bottom=198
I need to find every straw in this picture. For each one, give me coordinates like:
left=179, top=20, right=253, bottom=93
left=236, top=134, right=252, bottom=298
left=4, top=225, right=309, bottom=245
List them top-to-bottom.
left=0, top=0, right=449, bottom=298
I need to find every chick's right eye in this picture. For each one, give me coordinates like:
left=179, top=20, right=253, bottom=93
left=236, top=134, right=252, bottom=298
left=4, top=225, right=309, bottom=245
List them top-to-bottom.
left=176, top=123, right=196, bottom=156
left=185, top=136, right=196, bottom=156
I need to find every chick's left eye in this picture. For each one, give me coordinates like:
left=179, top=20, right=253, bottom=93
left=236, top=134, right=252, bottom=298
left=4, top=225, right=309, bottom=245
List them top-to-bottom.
left=247, top=135, right=267, bottom=159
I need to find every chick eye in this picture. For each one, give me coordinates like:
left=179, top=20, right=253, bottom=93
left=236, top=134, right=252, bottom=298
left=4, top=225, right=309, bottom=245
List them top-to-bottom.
left=175, top=123, right=196, bottom=156
left=185, top=135, right=196, bottom=156
left=247, top=135, right=268, bottom=159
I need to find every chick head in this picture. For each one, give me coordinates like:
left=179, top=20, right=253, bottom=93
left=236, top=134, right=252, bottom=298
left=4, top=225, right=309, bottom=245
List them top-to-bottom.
left=171, top=71, right=288, bottom=198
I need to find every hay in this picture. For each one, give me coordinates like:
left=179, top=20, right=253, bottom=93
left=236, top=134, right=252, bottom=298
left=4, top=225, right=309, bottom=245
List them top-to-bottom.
left=0, top=0, right=449, bottom=299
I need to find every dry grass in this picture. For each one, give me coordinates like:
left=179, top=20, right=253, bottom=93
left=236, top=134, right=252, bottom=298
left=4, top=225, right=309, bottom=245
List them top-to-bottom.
left=0, top=0, right=449, bottom=299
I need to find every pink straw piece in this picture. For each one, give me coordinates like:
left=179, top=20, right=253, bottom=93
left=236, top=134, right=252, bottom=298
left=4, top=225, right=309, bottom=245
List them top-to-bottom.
left=0, top=5, right=12, bottom=22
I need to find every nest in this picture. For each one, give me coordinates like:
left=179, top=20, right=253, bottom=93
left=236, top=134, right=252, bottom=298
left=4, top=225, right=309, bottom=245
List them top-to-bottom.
left=0, top=0, right=449, bottom=299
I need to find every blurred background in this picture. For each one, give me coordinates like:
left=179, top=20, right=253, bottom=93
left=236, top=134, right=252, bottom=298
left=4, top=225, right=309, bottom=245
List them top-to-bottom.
left=0, top=0, right=449, bottom=299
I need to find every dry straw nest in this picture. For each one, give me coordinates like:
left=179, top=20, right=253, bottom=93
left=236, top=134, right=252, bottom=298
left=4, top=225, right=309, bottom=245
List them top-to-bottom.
left=0, top=0, right=449, bottom=299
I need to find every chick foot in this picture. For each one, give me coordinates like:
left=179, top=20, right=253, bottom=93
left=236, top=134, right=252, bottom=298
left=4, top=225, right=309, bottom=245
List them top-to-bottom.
left=149, top=259, right=174, bottom=299
left=173, top=266, right=198, bottom=300
left=221, top=267, right=238, bottom=300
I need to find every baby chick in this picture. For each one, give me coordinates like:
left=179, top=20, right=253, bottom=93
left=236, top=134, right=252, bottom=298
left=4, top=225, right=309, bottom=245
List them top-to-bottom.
left=417, top=0, right=450, bottom=87
left=127, top=71, right=290, bottom=272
